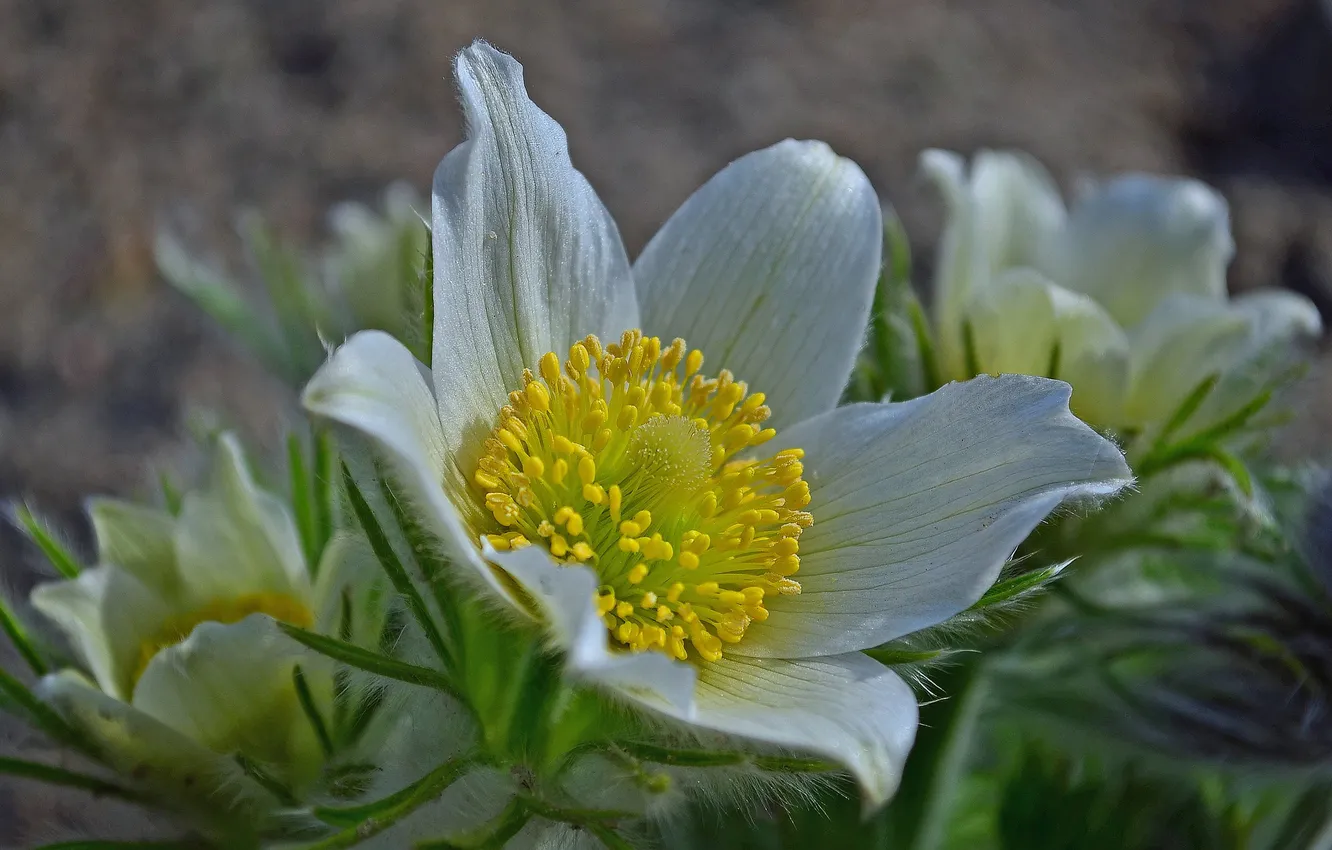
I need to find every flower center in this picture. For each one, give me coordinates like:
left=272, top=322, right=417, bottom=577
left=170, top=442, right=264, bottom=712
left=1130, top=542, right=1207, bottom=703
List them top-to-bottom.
left=471, top=330, right=808, bottom=663
left=132, top=593, right=313, bottom=691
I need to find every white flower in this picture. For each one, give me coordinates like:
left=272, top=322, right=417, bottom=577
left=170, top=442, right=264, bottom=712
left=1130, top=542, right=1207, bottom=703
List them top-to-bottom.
left=303, top=42, right=1131, bottom=808
left=923, top=149, right=1323, bottom=440
left=30, top=435, right=373, bottom=803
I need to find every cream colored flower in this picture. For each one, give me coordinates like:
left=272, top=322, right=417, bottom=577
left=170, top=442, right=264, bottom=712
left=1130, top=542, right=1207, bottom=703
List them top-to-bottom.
left=303, top=42, right=1131, bottom=808
left=923, top=149, right=1322, bottom=442
left=30, top=435, right=372, bottom=803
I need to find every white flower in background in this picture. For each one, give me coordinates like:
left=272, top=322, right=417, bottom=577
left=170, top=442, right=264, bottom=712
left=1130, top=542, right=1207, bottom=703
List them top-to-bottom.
left=303, top=42, right=1131, bottom=807
left=922, top=149, right=1323, bottom=443
left=30, top=435, right=373, bottom=803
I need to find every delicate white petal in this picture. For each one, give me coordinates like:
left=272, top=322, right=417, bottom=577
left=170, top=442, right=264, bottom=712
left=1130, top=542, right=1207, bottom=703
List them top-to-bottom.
left=432, top=41, right=636, bottom=474
left=634, top=139, right=882, bottom=428
left=922, top=149, right=1065, bottom=379
left=1040, top=174, right=1233, bottom=327
left=963, top=269, right=1060, bottom=377
left=964, top=270, right=1130, bottom=428
left=1231, top=289, right=1323, bottom=352
left=1123, top=293, right=1251, bottom=430
left=303, top=330, right=522, bottom=609
left=737, top=375, right=1132, bottom=658
left=212, top=433, right=309, bottom=589
left=87, top=498, right=179, bottom=593
left=312, top=533, right=390, bottom=646
left=479, top=541, right=697, bottom=716
left=30, top=567, right=172, bottom=700
left=133, top=615, right=326, bottom=787
left=690, top=653, right=917, bottom=810
left=37, top=671, right=274, bottom=817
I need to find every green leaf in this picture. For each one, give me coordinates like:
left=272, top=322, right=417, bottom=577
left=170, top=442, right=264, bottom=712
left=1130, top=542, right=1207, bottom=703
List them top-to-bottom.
left=242, top=214, right=325, bottom=383
left=909, top=296, right=944, bottom=393
left=961, top=319, right=982, bottom=379
left=1156, top=374, right=1220, bottom=447
left=289, top=433, right=320, bottom=575
left=342, top=464, right=453, bottom=672
left=14, top=504, right=81, bottom=578
left=969, top=562, right=1067, bottom=611
left=0, top=592, right=48, bottom=675
left=277, top=622, right=458, bottom=695
left=293, top=665, right=335, bottom=758
left=0, top=667, right=88, bottom=751
left=234, top=753, right=297, bottom=807
left=308, top=755, right=480, bottom=846
left=0, top=756, right=140, bottom=801
left=414, top=796, right=530, bottom=849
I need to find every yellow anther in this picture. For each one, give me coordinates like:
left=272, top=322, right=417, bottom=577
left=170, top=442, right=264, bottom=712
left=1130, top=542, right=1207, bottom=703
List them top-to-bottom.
left=662, top=338, right=686, bottom=371
left=570, top=342, right=591, bottom=373
left=685, top=349, right=704, bottom=377
left=540, top=352, right=561, bottom=385
left=525, top=381, right=550, bottom=412
left=617, top=405, right=639, bottom=430
left=582, top=409, right=607, bottom=433
left=593, top=428, right=612, bottom=451
left=753, top=428, right=776, bottom=444
left=497, top=429, right=523, bottom=454
left=553, top=435, right=576, bottom=454
left=521, top=454, right=545, bottom=479
left=578, top=455, right=596, bottom=485
left=552, top=458, right=568, bottom=484
left=474, top=471, right=502, bottom=490
left=583, top=483, right=606, bottom=504
left=609, top=485, right=622, bottom=522
left=632, top=510, right=652, bottom=529
left=537, top=520, right=555, bottom=538
left=619, top=520, right=643, bottom=537
left=486, top=534, right=512, bottom=551
left=617, top=537, right=640, bottom=554
left=773, top=537, right=799, bottom=556
left=572, top=542, right=595, bottom=561
left=679, top=551, right=700, bottom=570
left=771, top=555, right=800, bottom=576
left=627, top=563, right=649, bottom=584
left=666, top=583, right=685, bottom=603
left=596, top=591, right=616, bottom=615
left=641, top=592, right=658, bottom=607
left=615, top=600, right=635, bottom=618
left=656, top=605, right=674, bottom=622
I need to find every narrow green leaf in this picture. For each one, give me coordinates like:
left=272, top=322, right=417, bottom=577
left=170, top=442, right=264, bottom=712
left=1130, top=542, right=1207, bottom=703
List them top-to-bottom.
left=243, top=215, right=324, bottom=382
left=422, top=225, right=434, bottom=369
left=908, top=297, right=943, bottom=392
left=961, top=319, right=982, bottom=379
left=1045, top=341, right=1062, bottom=382
left=1155, top=373, right=1220, bottom=447
left=313, top=430, right=337, bottom=558
left=289, top=433, right=320, bottom=575
left=342, top=464, right=453, bottom=672
left=158, top=472, right=183, bottom=516
left=15, top=504, right=81, bottom=578
left=969, top=562, right=1066, bottom=611
left=0, top=593, right=48, bottom=675
left=278, top=622, right=457, bottom=694
left=864, top=646, right=952, bottom=667
left=293, top=665, right=335, bottom=758
left=0, top=667, right=87, bottom=750
left=616, top=741, right=834, bottom=773
left=234, top=753, right=297, bottom=807
left=0, top=756, right=139, bottom=801
left=307, top=756, right=479, bottom=847
left=414, top=797, right=530, bottom=849
left=36, top=842, right=201, bottom=849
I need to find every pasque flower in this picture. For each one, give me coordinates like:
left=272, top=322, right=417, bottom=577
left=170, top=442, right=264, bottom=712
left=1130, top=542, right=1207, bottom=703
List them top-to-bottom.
left=303, top=42, right=1131, bottom=807
left=922, top=150, right=1322, bottom=443
left=28, top=435, right=375, bottom=814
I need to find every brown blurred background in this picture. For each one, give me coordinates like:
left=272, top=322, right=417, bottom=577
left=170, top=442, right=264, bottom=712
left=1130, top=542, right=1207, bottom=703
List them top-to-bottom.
left=2, top=0, right=1331, bottom=843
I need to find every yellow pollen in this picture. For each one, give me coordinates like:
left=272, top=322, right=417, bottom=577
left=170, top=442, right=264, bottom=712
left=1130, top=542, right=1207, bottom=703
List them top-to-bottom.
left=469, top=330, right=808, bottom=663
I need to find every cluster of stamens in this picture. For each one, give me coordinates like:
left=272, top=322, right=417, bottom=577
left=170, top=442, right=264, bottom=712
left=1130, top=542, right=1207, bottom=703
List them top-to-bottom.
left=471, top=330, right=810, bottom=662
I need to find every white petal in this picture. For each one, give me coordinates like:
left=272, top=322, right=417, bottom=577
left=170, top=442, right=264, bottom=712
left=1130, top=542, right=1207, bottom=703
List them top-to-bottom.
left=432, top=41, right=636, bottom=474
left=634, top=140, right=882, bottom=428
left=922, top=149, right=1065, bottom=380
left=1040, top=174, right=1233, bottom=327
left=964, top=270, right=1130, bottom=428
left=1231, top=289, right=1323, bottom=352
left=1123, top=293, right=1250, bottom=430
left=303, top=330, right=523, bottom=609
left=737, top=375, right=1132, bottom=658
left=87, top=498, right=179, bottom=592
left=312, top=533, right=390, bottom=645
left=479, top=541, right=697, bottom=716
left=30, top=566, right=172, bottom=700
left=133, top=615, right=326, bottom=787
left=690, top=653, right=917, bottom=810
left=37, top=671, right=274, bottom=816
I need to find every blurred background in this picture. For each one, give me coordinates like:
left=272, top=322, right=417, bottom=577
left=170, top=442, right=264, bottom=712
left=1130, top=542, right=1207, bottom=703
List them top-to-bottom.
left=1, top=0, right=1331, bottom=842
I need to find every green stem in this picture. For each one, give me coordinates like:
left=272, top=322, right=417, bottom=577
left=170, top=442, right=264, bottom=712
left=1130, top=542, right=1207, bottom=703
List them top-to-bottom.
left=911, top=665, right=991, bottom=850
left=414, top=797, right=530, bottom=849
